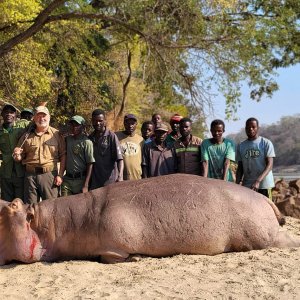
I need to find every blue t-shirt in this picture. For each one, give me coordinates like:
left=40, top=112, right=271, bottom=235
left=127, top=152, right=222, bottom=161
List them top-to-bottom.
left=236, top=136, right=275, bottom=189
left=201, top=138, right=235, bottom=181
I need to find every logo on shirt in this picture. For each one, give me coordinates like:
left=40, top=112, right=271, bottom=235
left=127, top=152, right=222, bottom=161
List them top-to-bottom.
left=102, top=136, right=108, bottom=147
left=121, top=142, right=140, bottom=156
left=73, top=144, right=81, bottom=155
left=244, top=148, right=260, bottom=159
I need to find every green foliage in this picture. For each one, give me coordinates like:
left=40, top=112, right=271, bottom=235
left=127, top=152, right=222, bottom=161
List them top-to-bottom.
left=0, top=0, right=299, bottom=127
left=0, top=0, right=41, bottom=25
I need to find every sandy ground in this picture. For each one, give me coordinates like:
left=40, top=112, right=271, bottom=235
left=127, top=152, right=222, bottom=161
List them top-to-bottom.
left=1, top=217, right=300, bottom=300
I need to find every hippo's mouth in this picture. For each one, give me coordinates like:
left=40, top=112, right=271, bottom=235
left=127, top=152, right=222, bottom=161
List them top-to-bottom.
left=19, top=230, right=44, bottom=263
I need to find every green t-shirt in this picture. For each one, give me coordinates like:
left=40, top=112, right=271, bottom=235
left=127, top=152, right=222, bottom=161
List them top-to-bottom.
left=65, top=134, right=95, bottom=174
left=201, top=138, right=235, bottom=181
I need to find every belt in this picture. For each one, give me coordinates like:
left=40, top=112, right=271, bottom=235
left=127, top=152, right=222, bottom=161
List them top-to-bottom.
left=26, top=165, right=56, bottom=174
left=66, top=171, right=86, bottom=179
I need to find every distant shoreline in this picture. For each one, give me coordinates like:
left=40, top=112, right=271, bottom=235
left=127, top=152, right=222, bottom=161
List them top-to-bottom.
left=273, top=173, right=300, bottom=182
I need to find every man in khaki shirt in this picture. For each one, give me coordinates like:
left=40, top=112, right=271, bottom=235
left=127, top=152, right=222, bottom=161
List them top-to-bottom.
left=13, top=106, right=66, bottom=203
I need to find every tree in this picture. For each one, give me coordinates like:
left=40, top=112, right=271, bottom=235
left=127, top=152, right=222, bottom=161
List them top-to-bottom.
left=0, top=0, right=299, bottom=123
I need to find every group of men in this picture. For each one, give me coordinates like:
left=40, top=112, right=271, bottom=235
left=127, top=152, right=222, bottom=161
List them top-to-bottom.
left=0, top=103, right=275, bottom=204
left=142, top=114, right=275, bottom=199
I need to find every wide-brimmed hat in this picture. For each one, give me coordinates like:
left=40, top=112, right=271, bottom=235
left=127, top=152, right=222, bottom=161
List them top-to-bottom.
left=2, top=103, right=18, bottom=113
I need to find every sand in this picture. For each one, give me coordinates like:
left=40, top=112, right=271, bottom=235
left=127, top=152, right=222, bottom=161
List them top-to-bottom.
left=1, top=217, right=300, bottom=299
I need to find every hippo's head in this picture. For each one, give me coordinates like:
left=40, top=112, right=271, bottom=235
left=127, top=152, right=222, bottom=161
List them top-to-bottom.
left=0, top=199, right=43, bottom=265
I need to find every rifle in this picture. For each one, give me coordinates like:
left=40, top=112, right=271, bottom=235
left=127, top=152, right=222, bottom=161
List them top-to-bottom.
left=12, top=122, right=35, bottom=159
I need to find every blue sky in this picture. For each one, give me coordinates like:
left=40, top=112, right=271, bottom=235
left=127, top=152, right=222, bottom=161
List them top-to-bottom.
left=207, top=64, right=300, bottom=135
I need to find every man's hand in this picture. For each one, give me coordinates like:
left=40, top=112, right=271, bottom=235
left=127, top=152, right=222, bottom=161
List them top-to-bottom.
left=12, top=147, right=23, bottom=161
left=54, top=175, right=63, bottom=186
left=116, top=175, right=123, bottom=182
left=251, top=180, right=261, bottom=191
left=82, top=186, right=88, bottom=193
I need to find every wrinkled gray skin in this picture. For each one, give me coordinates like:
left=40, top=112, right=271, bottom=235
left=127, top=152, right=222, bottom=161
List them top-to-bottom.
left=0, top=174, right=299, bottom=265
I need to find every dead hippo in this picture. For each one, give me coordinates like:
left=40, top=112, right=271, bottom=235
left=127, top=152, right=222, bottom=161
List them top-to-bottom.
left=0, top=174, right=299, bottom=265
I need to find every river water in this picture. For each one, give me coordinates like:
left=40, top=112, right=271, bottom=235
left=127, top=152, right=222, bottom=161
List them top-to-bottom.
left=273, top=173, right=300, bottom=182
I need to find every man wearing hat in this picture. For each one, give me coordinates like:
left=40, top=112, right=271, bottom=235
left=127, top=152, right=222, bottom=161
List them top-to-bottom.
left=0, top=103, right=29, bottom=201
left=13, top=105, right=66, bottom=203
left=20, top=108, right=34, bottom=121
left=89, top=109, right=123, bottom=189
left=116, top=113, right=144, bottom=180
left=165, top=113, right=183, bottom=147
left=61, top=115, right=94, bottom=196
left=142, top=122, right=177, bottom=178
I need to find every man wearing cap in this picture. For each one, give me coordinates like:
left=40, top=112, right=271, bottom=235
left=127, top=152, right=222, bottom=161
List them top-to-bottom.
left=0, top=103, right=29, bottom=201
left=13, top=106, right=66, bottom=203
left=20, top=108, right=34, bottom=121
left=89, top=109, right=123, bottom=189
left=116, top=114, right=144, bottom=180
left=165, top=114, right=183, bottom=147
left=61, top=115, right=94, bottom=196
left=174, top=117, right=203, bottom=175
left=142, top=122, right=177, bottom=178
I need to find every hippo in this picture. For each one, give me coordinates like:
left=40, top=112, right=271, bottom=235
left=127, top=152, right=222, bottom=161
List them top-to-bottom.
left=0, top=174, right=299, bottom=265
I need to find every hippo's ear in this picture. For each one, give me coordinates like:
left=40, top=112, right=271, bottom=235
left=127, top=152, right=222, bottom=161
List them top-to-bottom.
left=8, top=198, right=24, bottom=210
left=26, top=205, right=35, bottom=223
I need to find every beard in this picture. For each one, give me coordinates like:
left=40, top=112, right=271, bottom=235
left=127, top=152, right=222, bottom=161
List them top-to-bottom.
left=35, top=120, right=49, bottom=129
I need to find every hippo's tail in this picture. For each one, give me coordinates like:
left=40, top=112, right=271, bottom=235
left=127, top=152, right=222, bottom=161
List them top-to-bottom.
left=264, top=197, right=286, bottom=226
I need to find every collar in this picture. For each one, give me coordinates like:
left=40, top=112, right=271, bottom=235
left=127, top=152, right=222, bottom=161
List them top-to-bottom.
left=0, top=122, right=17, bottom=131
left=89, top=128, right=109, bottom=142
left=151, top=140, right=168, bottom=151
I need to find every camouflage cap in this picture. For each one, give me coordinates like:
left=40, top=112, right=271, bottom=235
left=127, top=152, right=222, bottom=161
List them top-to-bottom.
left=35, top=106, right=50, bottom=115
left=70, top=115, right=85, bottom=125
left=155, top=122, right=169, bottom=132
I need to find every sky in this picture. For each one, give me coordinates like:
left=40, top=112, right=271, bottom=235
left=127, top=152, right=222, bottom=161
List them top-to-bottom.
left=207, top=64, right=300, bottom=135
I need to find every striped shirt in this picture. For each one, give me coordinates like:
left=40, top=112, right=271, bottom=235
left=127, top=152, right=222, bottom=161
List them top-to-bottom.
left=174, top=135, right=203, bottom=175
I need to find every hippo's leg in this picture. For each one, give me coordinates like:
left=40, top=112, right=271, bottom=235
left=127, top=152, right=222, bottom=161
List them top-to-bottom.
left=272, top=231, right=300, bottom=248
left=100, top=249, right=130, bottom=263
left=126, top=254, right=148, bottom=262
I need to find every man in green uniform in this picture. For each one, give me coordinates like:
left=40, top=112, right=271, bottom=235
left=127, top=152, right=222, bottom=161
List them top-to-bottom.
left=0, top=103, right=29, bottom=201
left=20, top=108, right=33, bottom=121
left=61, top=115, right=94, bottom=196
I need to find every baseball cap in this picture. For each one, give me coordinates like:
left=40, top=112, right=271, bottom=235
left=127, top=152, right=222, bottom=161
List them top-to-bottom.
left=2, top=103, right=18, bottom=113
left=35, top=106, right=50, bottom=115
left=124, top=113, right=137, bottom=121
left=170, top=114, right=183, bottom=123
left=70, top=115, right=85, bottom=125
left=155, top=122, right=169, bottom=132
